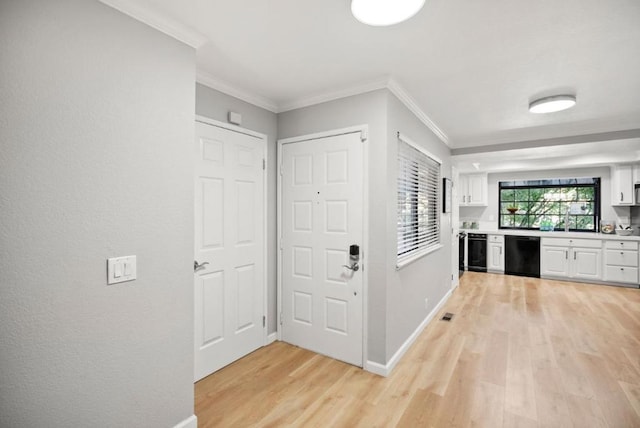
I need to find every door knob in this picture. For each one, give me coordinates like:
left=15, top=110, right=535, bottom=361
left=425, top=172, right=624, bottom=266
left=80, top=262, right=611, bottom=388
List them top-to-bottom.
left=343, top=244, right=360, bottom=271
left=194, top=260, right=209, bottom=271
left=343, top=263, right=360, bottom=272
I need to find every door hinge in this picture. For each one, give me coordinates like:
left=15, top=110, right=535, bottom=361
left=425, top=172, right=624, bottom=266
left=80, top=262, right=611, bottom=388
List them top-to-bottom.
left=360, top=129, right=368, bottom=142
left=262, top=159, right=266, bottom=170
left=279, top=312, right=283, bottom=325
left=263, top=315, right=266, bottom=327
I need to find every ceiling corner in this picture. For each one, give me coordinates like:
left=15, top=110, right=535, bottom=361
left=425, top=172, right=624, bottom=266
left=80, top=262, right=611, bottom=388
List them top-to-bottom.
left=196, top=71, right=279, bottom=113
left=276, top=77, right=390, bottom=113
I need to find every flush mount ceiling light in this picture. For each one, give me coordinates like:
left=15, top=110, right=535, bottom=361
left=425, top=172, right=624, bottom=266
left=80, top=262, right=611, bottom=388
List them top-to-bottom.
left=351, top=0, right=425, bottom=26
left=529, top=95, right=576, bottom=114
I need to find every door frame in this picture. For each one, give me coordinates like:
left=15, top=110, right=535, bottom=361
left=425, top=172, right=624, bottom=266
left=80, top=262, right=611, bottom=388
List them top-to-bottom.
left=194, top=114, right=270, bottom=348
left=276, top=125, right=369, bottom=367
left=451, top=166, right=460, bottom=290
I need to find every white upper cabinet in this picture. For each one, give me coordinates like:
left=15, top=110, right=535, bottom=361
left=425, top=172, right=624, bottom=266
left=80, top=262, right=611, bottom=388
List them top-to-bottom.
left=611, top=164, right=636, bottom=206
left=459, top=173, right=487, bottom=206
left=458, top=174, right=468, bottom=205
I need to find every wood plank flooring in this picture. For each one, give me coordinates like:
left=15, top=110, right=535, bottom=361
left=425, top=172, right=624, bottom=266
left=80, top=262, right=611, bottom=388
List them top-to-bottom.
left=195, top=272, right=640, bottom=427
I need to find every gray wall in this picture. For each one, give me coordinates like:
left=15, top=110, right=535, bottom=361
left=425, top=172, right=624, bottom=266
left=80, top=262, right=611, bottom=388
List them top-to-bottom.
left=0, top=1, right=195, bottom=427
left=195, top=84, right=279, bottom=333
left=278, top=89, right=389, bottom=363
left=385, top=92, right=453, bottom=360
left=460, top=166, right=622, bottom=228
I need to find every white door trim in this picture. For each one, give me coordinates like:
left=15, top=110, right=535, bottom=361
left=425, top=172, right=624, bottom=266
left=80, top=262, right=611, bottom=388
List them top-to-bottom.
left=196, top=114, right=267, bottom=140
left=195, top=115, right=269, bottom=347
left=277, top=125, right=369, bottom=367
left=451, top=166, right=460, bottom=290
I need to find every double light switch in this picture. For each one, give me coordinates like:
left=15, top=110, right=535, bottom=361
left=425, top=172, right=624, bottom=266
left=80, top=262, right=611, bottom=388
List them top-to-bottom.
left=107, top=255, right=137, bottom=285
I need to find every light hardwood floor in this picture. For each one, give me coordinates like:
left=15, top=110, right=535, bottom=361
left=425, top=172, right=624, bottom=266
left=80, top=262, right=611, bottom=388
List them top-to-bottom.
left=195, top=272, right=640, bottom=427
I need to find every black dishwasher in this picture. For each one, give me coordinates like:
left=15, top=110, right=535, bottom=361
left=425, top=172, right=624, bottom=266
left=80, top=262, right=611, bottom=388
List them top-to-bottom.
left=505, top=235, right=540, bottom=278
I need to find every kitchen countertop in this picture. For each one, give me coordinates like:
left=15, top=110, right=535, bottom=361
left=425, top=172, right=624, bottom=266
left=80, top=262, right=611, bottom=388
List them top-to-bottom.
left=460, top=228, right=640, bottom=241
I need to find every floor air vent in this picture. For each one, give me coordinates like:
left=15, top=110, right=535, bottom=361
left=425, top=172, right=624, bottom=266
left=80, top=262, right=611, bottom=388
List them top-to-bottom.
left=441, top=313, right=454, bottom=322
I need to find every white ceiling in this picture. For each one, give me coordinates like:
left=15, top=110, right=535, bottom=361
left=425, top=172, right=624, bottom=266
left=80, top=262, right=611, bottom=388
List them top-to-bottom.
left=103, top=0, right=640, bottom=150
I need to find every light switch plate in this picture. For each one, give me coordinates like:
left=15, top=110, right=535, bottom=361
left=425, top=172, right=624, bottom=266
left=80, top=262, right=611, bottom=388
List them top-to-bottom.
left=107, top=255, right=137, bottom=285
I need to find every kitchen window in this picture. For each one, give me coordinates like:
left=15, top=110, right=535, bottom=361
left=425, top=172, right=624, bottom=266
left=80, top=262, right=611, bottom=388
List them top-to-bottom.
left=397, top=133, right=441, bottom=267
left=499, top=178, right=600, bottom=232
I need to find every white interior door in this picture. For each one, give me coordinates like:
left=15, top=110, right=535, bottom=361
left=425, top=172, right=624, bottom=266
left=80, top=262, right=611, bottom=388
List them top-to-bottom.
left=194, top=120, right=265, bottom=381
left=280, top=131, right=364, bottom=367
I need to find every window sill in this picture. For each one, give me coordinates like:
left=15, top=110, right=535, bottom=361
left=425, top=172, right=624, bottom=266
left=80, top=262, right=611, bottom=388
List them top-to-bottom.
left=396, top=244, right=443, bottom=270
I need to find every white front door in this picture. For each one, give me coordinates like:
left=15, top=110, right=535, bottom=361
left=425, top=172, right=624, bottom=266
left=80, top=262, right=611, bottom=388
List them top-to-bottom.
left=194, top=120, right=265, bottom=381
left=280, top=131, right=364, bottom=367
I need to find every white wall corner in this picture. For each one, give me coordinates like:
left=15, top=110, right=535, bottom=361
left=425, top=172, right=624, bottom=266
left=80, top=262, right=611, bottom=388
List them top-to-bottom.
left=99, top=0, right=208, bottom=48
left=196, top=70, right=279, bottom=113
left=387, top=78, right=450, bottom=147
left=364, top=288, right=453, bottom=377
left=266, top=332, right=278, bottom=345
left=173, top=415, right=197, bottom=428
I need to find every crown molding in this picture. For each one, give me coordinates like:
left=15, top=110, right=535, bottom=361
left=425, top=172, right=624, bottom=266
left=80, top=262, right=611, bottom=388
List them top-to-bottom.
left=99, top=0, right=208, bottom=48
left=195, top=68, right=449, bottom=146
left=196, top=71, right=279, bottom=113
left=277, top=76, right=449, bottom=146
left=277, top=77, right=390, bottom=113
left=387, top=78, right=450, bottom=146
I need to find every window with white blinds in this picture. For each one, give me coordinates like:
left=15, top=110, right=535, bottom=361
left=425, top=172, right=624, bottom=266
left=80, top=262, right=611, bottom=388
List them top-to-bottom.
left=397, top=133, right=441, bottom=267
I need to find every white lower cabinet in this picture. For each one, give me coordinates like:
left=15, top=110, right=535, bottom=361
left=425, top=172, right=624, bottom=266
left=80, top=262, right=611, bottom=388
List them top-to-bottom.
left=492, top=234, right=638, bottom=287
left=487, top=235, right=504, bottom=272
left=541, top=238, right=602, bottom=281
left=604, top=240, right=639, bottom=284
left=541, top=245, right=569, bottom=277
left=571, top=247, right=602, bottom=280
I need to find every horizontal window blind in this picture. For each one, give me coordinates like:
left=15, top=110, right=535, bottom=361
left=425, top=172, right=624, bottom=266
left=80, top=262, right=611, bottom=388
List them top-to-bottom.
left=397, top=135, right=441, bottom=266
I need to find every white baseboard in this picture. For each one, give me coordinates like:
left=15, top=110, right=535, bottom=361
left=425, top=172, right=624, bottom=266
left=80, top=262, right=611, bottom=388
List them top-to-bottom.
left=364, top=289, right=453, bottom=377
left=266, top=332, right=278, bottom=345
left=364, top=360, right=388, bottom=377
left=173, top=415, right=197, bottom=428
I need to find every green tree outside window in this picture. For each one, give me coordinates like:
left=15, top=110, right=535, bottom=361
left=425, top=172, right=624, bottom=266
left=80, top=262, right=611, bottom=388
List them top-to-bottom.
left=498, top=178, right=600, bottom=232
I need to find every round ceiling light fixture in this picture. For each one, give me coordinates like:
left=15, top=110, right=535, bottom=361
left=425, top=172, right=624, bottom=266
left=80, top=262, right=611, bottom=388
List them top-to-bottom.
left=351, top=0, right=426, bottom=26
left=529, top=95, right=576, bottom=114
